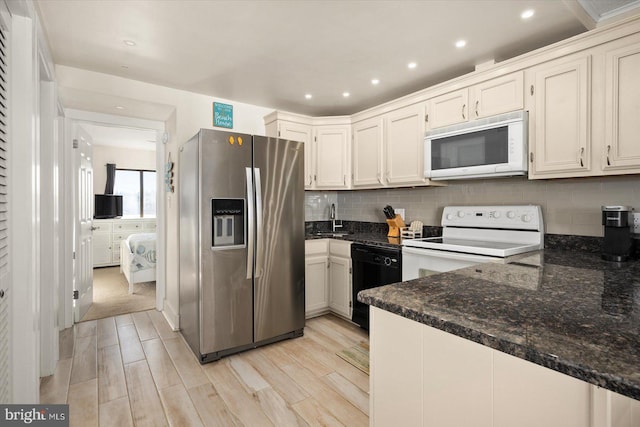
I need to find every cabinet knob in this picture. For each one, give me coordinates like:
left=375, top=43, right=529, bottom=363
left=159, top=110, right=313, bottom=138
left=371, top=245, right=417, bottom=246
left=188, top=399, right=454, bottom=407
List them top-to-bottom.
left=91, top=226, right=97, bottom=231
left=0, top=289, right=5, bottom=298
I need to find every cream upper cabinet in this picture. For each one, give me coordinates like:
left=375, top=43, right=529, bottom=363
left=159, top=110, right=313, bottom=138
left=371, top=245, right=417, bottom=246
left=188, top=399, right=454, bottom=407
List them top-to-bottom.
left=602, top=41, right=640, bottom=174
left=526, top=55, right=592, bottom=179
left=470, top=72, right=524, bottom=119
left=428, top=73, right=524, bottom=129
left=428, top=88, right=469, bottom=129
left=385, top=103, right=427, bottom=185
left=352, top=116, right=384, bottom=188
left=265, top=118, right=314, bottom=189
left=279, top=121, right=315, bottom=188
left=314, top=125, right=351, bottom=189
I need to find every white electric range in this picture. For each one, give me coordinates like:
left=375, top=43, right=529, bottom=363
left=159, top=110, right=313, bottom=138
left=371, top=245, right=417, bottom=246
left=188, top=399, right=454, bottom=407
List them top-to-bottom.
left=402, top=205, right=544, bottom=280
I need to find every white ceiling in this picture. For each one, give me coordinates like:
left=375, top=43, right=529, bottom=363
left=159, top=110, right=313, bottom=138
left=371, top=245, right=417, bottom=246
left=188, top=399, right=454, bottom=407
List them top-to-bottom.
left=36, top=0, right=640, bottom=118
left=80, top=123, right=157, bottom=151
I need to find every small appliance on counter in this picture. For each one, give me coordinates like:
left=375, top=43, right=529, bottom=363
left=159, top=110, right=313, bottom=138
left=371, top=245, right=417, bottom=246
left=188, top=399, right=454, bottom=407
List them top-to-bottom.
left=601, top=206, right=634, bottom=262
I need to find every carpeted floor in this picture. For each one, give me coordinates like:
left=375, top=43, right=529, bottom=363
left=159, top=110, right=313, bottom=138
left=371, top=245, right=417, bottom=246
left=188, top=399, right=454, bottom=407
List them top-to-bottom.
left=80, top=266, right=156, bottom=322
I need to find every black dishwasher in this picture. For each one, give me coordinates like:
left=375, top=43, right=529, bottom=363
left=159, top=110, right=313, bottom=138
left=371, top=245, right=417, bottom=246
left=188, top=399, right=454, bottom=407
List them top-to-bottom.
left=351, top=243, right=402, bottom=330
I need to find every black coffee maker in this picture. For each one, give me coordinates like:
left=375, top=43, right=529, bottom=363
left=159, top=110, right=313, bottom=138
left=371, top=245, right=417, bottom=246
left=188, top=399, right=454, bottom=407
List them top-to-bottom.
left=601, top=206, right=634, bottom=262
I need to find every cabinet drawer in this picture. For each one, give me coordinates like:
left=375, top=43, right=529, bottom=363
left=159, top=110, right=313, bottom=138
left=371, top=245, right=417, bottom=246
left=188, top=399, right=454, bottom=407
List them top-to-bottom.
left=92, top=221, right=113, bottom=233
left=114, top=221, right=143, bottom=231
left=143, top=221, right=157, bottom=230
left=113, top=233, right=130, bottom=244
left=306, top=239, right=329, bottom=255
left=329, top=240, right=352, bottom=257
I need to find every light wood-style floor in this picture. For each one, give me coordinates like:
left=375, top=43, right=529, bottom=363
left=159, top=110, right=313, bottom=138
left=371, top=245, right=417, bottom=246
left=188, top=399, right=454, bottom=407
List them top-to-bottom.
left=40, top=310, right=370, bottom=427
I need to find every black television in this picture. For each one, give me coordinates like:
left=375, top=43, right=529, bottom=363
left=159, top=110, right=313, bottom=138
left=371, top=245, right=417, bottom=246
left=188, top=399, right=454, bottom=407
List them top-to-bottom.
left=94, top=194, right=123, bottom=219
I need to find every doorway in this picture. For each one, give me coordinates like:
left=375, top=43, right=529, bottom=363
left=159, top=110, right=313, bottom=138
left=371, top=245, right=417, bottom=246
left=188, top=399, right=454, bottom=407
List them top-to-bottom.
left=66, top=113, right=166, bottom=324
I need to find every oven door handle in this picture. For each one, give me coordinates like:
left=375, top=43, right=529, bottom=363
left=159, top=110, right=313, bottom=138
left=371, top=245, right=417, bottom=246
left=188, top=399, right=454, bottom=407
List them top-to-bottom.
left=402, top=246, right=496, bottom=263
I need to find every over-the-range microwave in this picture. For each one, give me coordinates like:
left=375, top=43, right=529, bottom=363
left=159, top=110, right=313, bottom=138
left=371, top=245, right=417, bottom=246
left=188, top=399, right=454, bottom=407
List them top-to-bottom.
left=424, top=110, right=528, bottom=180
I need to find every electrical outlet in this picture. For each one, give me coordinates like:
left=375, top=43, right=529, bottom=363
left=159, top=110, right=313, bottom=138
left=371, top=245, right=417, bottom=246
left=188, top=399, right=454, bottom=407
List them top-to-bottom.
left=633, top=212, right=640, bottom=235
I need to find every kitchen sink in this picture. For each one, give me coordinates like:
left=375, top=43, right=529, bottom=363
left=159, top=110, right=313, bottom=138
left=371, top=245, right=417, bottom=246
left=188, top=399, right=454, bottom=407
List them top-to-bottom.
left=313, top=231, right=352, bottom=238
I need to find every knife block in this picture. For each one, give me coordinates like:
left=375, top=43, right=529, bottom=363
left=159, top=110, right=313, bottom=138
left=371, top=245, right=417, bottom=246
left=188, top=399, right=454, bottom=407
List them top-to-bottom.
left=386, top=215, right=406, bottom=237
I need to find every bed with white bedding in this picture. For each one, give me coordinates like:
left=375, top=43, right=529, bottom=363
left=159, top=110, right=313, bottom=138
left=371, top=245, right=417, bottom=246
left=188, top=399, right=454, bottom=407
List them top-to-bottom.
left=120, top=232, right=157, bottom=294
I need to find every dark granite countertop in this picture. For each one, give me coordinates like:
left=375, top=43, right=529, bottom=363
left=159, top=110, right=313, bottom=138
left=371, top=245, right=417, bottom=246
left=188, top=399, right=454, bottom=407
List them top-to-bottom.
left=305, top=232, right=403, bottom=249
left=358, top=250, right=640, bottom=400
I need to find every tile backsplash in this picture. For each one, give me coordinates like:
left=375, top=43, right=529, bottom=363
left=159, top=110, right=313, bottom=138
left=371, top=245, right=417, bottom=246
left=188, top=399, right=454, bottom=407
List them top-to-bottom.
left=306, top=175, right=640, bottom=237
left=304, top=191, right=338, bottom=221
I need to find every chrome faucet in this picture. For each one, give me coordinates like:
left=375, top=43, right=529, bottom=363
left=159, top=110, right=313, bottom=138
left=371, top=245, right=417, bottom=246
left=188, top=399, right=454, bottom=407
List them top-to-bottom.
left=330, top=203, right=343, bottom=232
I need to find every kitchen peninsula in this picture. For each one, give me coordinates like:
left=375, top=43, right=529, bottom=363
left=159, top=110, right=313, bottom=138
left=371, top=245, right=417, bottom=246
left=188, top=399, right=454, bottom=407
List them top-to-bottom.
left=359, top=249, right=640, bottom=427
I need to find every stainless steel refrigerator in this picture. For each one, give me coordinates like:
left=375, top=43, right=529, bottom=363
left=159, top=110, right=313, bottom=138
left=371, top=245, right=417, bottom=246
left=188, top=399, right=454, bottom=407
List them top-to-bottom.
left=179, top=129, right=305, bottom=363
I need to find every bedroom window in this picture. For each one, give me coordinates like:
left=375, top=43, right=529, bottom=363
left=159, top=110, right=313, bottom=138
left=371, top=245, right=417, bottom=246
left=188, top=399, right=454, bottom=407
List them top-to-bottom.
left=114, top=169, right=156, bottom=217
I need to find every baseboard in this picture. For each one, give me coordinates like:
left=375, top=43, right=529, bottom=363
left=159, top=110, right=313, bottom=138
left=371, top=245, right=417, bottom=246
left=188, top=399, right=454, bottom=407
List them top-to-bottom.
left=162, top=300, right=179, bottom=331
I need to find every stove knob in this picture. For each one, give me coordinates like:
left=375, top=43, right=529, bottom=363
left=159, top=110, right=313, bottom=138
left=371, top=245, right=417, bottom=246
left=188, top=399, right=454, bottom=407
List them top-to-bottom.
left=457, top=210, right=465, bottom=218
left=492, top=211, right=501, bottom=218
left=506, top=211, right=516, bottom=219
left=446, top=213, right=454, bottom=221
left=522, top=214, right=531, bottom=222
left=384, top=257, right=392, bottom=266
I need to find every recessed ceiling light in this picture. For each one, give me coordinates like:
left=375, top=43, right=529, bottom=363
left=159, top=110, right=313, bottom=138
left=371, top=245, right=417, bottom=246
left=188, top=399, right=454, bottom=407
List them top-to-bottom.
left=521, top=9, right=535, bottom=19
left=123, top=40, right=136, bottom=46
left=455, top=40, right=467, bottom=48
left=408, top=62, right=417, bottom=69
left=371, top=78, right=380, bottom=85
left=343, top=92, right=350, bottom=98
left=305, top=94, right=312, bottom=99
left=115, top=106, right=125, bottom=110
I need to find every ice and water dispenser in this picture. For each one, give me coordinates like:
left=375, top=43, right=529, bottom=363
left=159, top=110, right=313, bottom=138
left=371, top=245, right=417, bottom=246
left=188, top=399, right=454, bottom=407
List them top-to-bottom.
left=211, top=199, right=245, bottom=248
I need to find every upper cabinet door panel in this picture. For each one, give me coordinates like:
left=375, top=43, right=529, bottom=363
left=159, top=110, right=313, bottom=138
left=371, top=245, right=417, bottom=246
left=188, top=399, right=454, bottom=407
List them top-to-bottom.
left=604, top=43, right=640, bottom=172
left=527, top=56, right=592, bottom=178
left=471, top=72, right=524, bottom=119
left=428, top=89, right=469, bottom=129
left=385, top=104, right=426, bottom=185
left=352, top=117, right=384, bottom=187
left=279, top=121, right=314, bottom=188
left=315, top=126, right=350, bottom=189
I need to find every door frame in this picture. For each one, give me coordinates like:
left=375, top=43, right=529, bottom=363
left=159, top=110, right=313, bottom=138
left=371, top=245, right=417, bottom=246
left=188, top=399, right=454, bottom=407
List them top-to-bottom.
left=63, top=109, right=166, bottom=326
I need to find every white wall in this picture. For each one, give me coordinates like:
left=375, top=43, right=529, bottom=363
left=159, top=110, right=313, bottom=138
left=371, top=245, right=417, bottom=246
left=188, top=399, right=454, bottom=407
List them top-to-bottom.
left=55, top=65, right=274, bottom=328
left=92, top=145, right=156, bottom=195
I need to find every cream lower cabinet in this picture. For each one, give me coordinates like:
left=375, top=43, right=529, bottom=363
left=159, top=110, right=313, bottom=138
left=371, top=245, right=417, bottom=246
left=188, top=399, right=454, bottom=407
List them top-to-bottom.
left=602, top=38, right=640, bottom=174
left=526, top=54, right=593, bottom=179
left=304, top=239, right=352, bottom=319
left=305, top=239, right=330, bottom=317
left=328, top=240, right=352, bottom=319
left=370, top=307, right=640, bottom=427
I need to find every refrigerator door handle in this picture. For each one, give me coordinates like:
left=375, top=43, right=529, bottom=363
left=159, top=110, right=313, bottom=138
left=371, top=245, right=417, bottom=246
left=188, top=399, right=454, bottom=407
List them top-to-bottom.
left=245, top=167, right=254, bottom=280
left=254, top=167, right=263, bottom=278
